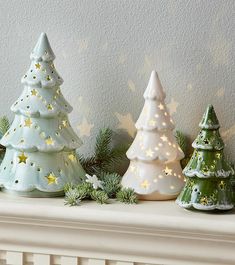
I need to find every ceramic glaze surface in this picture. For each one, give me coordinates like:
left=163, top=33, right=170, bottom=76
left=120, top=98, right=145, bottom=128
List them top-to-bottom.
left=0, top=33, right=85, bottom=197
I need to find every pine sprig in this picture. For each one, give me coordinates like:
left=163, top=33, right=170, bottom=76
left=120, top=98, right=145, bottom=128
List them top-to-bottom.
left=0, top=116, right=10, bottom=137
left=78, top=127, right=128, bottom=175
left=95, top=128, right=112, bottom=159
left=175, top=130, right=187, bottom=154
left=99, top=172, right=122, bottom=198
left=76, top=182, right=93, bottom=199
left=64, top=188, right=81, bottom=206
left=116, top=188, right=138, bottom=204
left=91, top=190, right=109, bottom=204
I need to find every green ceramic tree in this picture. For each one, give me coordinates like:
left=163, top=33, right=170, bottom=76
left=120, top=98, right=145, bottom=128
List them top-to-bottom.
left=176, top=105, right=234, bottom=210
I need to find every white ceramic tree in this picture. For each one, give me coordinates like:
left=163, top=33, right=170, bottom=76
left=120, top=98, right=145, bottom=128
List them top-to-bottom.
left=0, top=33, right=85, bottom=197
left=121, top=71, right=185, bottom=200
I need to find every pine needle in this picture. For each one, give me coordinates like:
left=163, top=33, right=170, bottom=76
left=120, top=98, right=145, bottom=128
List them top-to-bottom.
left=0, top=116, right=10, bottom=137
left=175, top=130, right=187, bottom=155
left=99, top=172, right=122, bottom=198
left=116, top=188, right=138, bottom=204
left=91, top=190, right=109, bottom=204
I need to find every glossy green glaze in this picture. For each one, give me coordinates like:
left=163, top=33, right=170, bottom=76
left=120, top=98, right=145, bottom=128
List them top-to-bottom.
left=176, top=105, right=234, bottom=210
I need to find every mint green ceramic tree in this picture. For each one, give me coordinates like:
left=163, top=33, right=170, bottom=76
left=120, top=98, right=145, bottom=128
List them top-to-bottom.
left=0, top=33, right=85, bottom=197
left=176, top=105, right=234, bottom=210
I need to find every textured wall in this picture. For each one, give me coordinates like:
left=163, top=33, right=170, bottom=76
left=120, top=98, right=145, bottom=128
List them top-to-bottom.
left=0, top=0, right=234, bottom=161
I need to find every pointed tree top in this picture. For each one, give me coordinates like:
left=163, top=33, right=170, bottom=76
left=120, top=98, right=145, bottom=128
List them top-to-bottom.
left=30, top=32, right=55, bottom=62
left=143, top=71, right=166, bottom=100
left=199, top=104, right=220, bottom=129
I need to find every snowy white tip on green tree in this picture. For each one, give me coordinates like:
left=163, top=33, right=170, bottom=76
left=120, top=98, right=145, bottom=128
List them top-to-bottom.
left=0, top=33, right=85, bottom=197
left=121, top=70, right=185, bottom=201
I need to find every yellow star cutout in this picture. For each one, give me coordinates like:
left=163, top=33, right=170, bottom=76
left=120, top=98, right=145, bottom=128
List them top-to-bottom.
left=35, top=63, right=41, bottom=69
left=46, top=75, right=51, bottom=81
left=31, top=89, right=38, bottom=96
left=158, top=103, right=164, bottom=110
left=47, top=104, right=53, bottom=110
left=24, top=118, right=32, bottom=128
left=148, top=119, right=156, bottom=126
left=62, top=120, right=68, bottom=127
left=160, top=135, right=168, bottom=142
left=45, top=137, right=54, bottom=145
left=145, top=148, right=154, bottom=157
left=18, top=152, right=28, bottom=164
left=68, top=154, right=76, bottom=162
left=164, top=166, right=172, bottom=175
left=45, top=173, right=58, bottom=185
left=141, top=180, right=150, bottom=189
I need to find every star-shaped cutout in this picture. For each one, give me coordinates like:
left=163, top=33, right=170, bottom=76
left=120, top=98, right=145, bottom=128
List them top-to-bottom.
left=35, top=63, right=41, bottom=69
left=46, top=75, right=51, bottom=81
left=31, top=89, right=38, bottom=96
left=167, top=98, right=179, bottom=115
left=158, top=103, right=164, bottom=110
left=47, top=104, right=53, bottom=110
left=115, top=112, right=136, bottom=138
left=24, top=118, right=32, bottom=128
left=77, top=118, right=94, bottom=137
left=148, top=119, right=156, bottom=126
left=62, top=120, right=69, bottom=127
left=160, top=135, right=168, bottom=142
left=45, top=137, right=54, bottom=145
left=145, top=148, right=154, bottom=157
left=18, top=152, right=28, bottom=164
left=68, top=153, right=76, bottom=162
left=164, top=166, right=172, bottom=175
left=45, top=173, right=58, bottom=185
left=140, top=180, right=150, bottom=189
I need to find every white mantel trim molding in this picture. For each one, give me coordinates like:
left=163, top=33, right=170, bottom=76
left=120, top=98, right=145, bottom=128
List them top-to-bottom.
left=0, top=194, right=234, bottom=265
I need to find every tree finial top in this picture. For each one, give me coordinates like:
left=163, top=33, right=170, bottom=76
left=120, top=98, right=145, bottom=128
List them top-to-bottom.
left=30, top=32, right=55, bottom=62
left=143, top=71, right=166, bottom=101
left=199, top=104, right=220, bottom=129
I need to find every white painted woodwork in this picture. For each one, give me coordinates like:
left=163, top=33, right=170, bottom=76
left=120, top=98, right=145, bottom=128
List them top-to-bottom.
left=0, top=193, right=234, bottom=265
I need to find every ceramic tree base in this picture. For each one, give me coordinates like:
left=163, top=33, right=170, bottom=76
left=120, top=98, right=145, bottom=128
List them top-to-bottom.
left=1, top=188, right=64, bottom=198
left=138, top=192, right=178, bottom=201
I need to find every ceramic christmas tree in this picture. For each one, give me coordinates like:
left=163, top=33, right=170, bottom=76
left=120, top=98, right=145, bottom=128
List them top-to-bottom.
left=0, top=33, right=85, bottom=197
left=121, top=71, right=185, bottom=200
left=176, top=105, right=234, bottom=210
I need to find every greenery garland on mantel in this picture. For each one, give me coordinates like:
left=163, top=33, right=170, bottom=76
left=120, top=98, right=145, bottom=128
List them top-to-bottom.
left=0, top=116, right=233, bottom=205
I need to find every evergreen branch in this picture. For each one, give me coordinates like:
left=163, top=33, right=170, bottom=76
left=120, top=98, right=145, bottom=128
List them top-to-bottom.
left=0, top=116, right=10, bottom=137
left=77, top=127, right=127, bottom=175
left=95, top=128, right=112, bottom=159
left=175, top=130, right=187, bottom=155
left=99, top=172, right=122, bottom=198
left=64, top=182, right=75, bottom=192
left=76, top=182, right=93, bottom=199
left=64, top=188, right=81, bottom=206
left=116, top=188, right=138, bottom=204
left=91, top=190, right=109, bottom=204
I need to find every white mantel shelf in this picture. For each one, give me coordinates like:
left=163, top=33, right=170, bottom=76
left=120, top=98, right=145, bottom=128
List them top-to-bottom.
left=0, top=193, right=234, bottom=265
